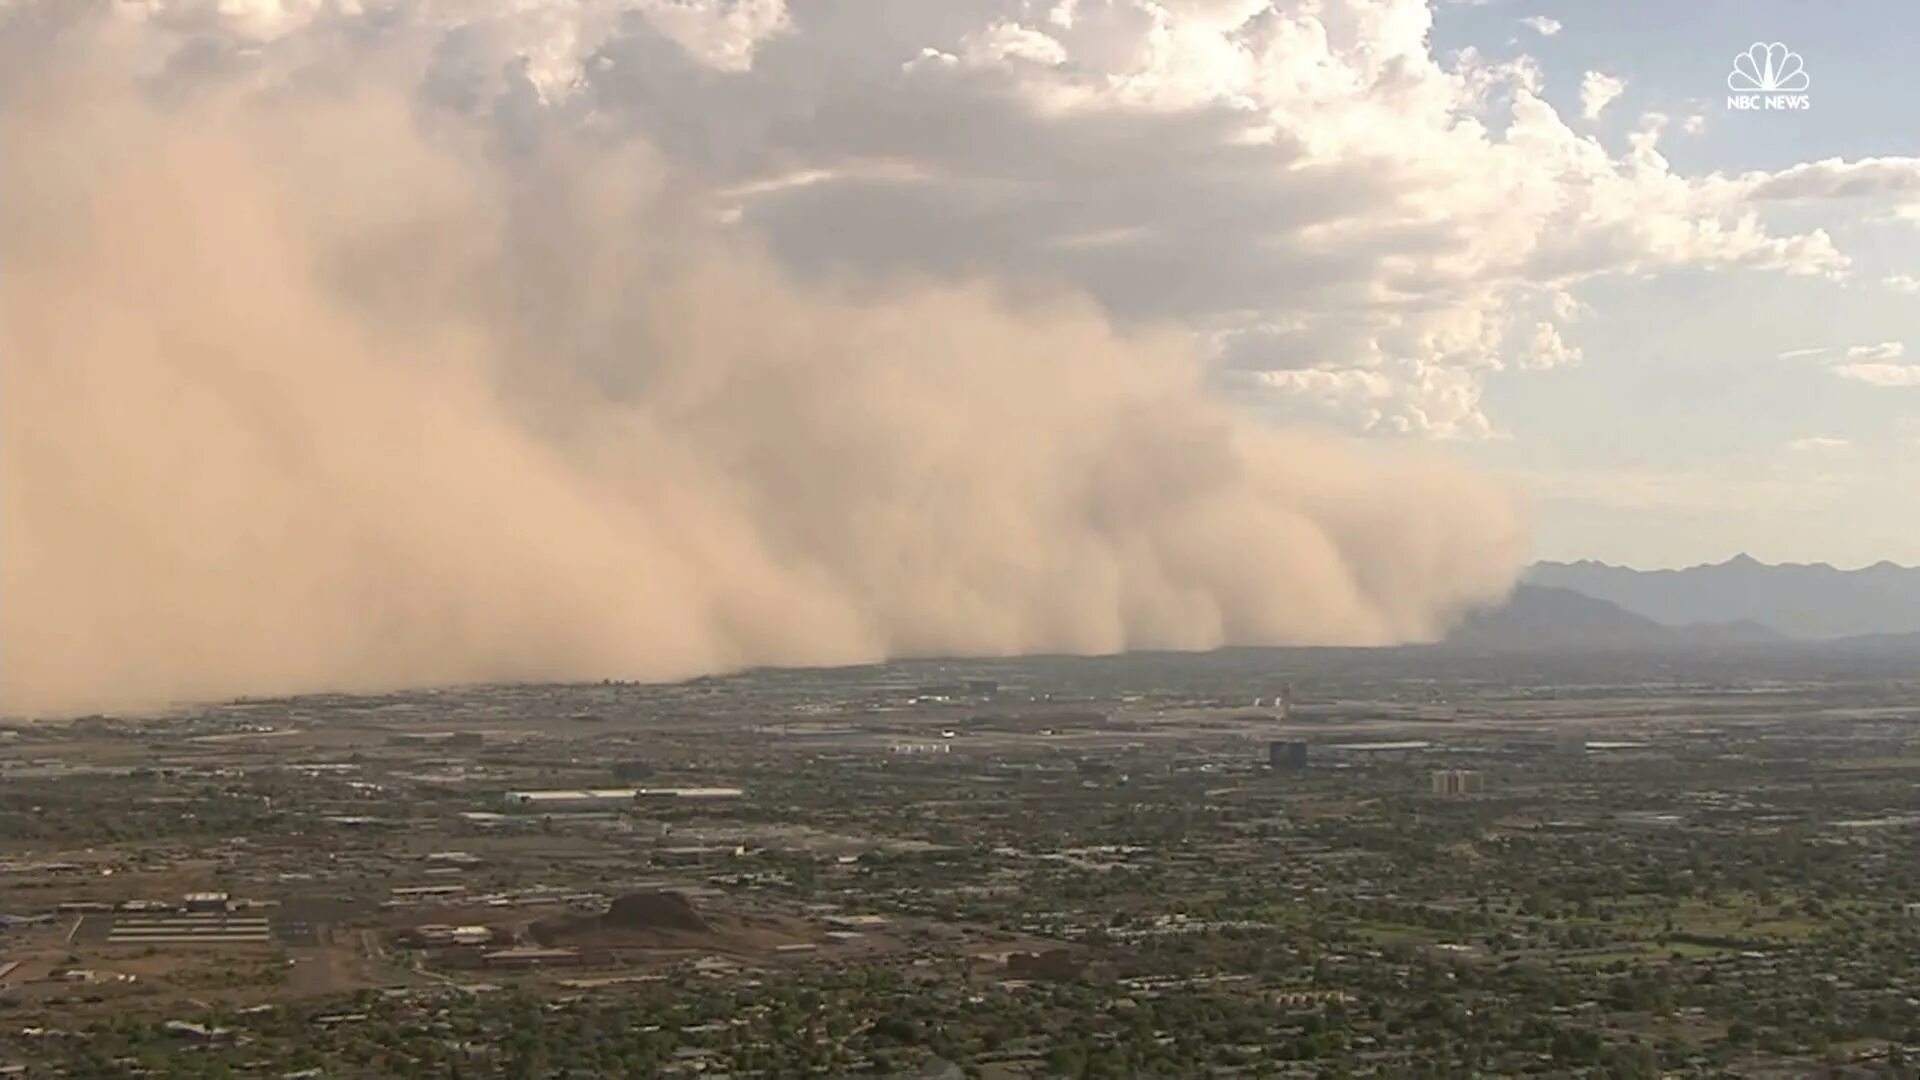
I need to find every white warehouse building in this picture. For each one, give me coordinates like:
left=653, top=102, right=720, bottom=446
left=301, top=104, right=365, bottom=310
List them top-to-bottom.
left=503, top=787, right=744, bottom=810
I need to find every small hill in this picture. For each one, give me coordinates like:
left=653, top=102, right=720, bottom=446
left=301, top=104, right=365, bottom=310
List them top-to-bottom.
left=1445, top=585, right=1787, bottom=652
left=1813, top=631, right=1920, bottom=655
left=528, top=890, right=810, bottom=954
left=531, top=890, right=713, bottom=946
left=603, top=891, right=713, bottom=933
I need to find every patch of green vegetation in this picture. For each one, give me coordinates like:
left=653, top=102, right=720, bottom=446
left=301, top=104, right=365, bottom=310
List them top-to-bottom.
left=1344, top=921, right=1435, bottom=945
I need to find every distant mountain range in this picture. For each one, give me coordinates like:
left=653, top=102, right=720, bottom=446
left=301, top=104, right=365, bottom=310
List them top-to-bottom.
left=1524, top=554, right=1920, bottom=639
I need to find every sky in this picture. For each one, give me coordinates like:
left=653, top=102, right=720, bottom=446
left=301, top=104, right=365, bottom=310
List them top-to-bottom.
left=8, top=0, right=1919, bottom=575
left=1432, top=0, right=1920, bottom=568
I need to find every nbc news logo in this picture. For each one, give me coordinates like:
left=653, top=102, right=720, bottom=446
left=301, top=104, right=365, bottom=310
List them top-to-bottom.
left=1726, top=42, right=1811, bottom=111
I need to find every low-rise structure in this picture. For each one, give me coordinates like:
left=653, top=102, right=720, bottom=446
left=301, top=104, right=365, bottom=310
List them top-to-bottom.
left=1429, top=770, right=1484, bottom=797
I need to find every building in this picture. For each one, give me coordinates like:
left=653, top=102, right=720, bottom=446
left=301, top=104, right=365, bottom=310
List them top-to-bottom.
left=386, top=731, right=483, bottom=748
left=1268, top=740, right=1309, bottom=770
left=1331, top=740, right=1433, bottom=756
left=1430, top=769, right=1485, bottom=797
left=504, top=787, right=745, bottom=810
left=505, top=788, right=639, bottom=809
left=653, top=846, right=728, bottom=867
left=389, top=884, right=466, bottom=903
left=182, top=892, right=229, bottom=914
left=110, top=912, right=270, bottom=946
left=825, top=914, right=890, bottom=931
left=482, top=947, right=581, bottom=968
left=1005, top=948, right=1085, bottom=980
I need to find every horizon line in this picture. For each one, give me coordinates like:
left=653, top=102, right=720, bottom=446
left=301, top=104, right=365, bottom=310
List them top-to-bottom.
left=1531, top=553, right=1918, bottom=573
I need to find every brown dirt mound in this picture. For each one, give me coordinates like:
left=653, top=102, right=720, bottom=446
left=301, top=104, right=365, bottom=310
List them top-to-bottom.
left=530, top=890, right=713, bottom=946
left=603, top=891, right=712, bottom=933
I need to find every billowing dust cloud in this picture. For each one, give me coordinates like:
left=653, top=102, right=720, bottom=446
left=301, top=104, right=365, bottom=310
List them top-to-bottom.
left=0, top=17, right=1525, bottom=716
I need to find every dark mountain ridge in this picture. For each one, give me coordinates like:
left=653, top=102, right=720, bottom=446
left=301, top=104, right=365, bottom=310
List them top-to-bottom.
left=1525, top=554, right=1920, bottom=639
left=1445, top=585, right=1789, bottom=652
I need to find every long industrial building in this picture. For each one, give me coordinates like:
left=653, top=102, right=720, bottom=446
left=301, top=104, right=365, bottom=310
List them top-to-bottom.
left=503, top=787, right=744, bottom=809
left=105, top=913, right=272, bottom=946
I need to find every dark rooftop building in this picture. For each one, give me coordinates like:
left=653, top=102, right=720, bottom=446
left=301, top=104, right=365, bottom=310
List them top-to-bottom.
left=1268, top=740, right=1308, bottom=770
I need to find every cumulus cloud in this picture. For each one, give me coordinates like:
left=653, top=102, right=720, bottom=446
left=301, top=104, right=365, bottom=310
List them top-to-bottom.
left=469, top=0, right=1855, bottom=437
left=0, top=7, right=1527, bottom=715
left=1518, top=16, right=1560, bottom=37
left=963, top=20, right=1068, bottom=66
left=1580, top=71, right=1624, bottom=120
left=1745, top=157, right=1920, bottom=202
left=1742, top=158, right=1920, bottom=234
left=1884, top=274, right=1920, bottom=294
left=1521, top=321, right=1582, bottom=370
left=1782, top=341, right=1920, bottom=386
left=1842, top=342, right=1907, bottom=364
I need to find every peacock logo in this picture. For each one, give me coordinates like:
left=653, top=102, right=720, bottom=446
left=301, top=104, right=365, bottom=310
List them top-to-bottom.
left=1726, top=43, right=1811, bottom=111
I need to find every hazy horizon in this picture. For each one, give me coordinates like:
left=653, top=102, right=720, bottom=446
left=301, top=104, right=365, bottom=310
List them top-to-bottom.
left=1530, top=552, right=1920, bottom=572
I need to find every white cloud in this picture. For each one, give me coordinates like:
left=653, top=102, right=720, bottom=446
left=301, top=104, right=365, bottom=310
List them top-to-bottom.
left=633, top=0, right=790, bottom=72
left=1519, top=15, right=1561, bottom=37
left=963, top=21, right=1067, bottom=67
left=1580, top=71, right=1625, bottom=120
left=1743, top=156, right=1920, bottom=234
left=1746, top=157, right=1920, bottom=201
left=1884, top=274, right=1920, bottom=294
left=1549, top=287, right=1591, bottom=322
left=1522, top=321, right=1582, bottom=370
left=1782, top=341, right=1920, bottom=386
left=1780, top=342, right=1903, bottom=363
left=1827, top=342, right=1920, bottom=387
left=1843, top=342, right=1906, bottom=363
left=1832, top=364, right=1920, bottom=387
left=1787, top=436, right=1853, bottom=452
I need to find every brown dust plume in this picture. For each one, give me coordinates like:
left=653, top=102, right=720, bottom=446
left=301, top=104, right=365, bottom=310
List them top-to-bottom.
left=0, top=20, right=1526, bottom=715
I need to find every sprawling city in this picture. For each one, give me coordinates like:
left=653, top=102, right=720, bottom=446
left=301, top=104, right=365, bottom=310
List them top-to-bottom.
left=6, top=0, right=1919, bottom=1076
left=5, top=646, right=1918, bottom=1077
